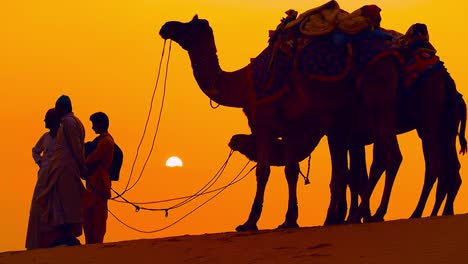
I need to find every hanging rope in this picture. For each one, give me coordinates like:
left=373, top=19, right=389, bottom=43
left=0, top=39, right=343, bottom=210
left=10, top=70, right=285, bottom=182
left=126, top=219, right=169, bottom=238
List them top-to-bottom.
left=104, top=39, right=259, bottom=233
left=113, top=40, right=172, bottom=199
left=125, top=40, right=172, bottom=193
left=210, top=99, right=220, bottom=109
left=111, top=150, right=248, bottom=213
left=299, top=155, right=311, bottom=185
left=108, top=160, right=256, bottom=234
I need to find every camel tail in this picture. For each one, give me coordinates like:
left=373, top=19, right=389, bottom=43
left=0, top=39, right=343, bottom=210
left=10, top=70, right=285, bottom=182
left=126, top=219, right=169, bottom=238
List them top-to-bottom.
left=458, top=93, right=467, bottom=155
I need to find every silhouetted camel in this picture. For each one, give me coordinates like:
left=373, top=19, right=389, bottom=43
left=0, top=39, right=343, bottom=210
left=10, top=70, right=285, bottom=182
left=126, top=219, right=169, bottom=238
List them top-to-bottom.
left=160, top=12, right=402, bottom=231
left=229, top=23, right=467, bottom=224
left=348, top=23, right=468, bottom=223
left=230, top=89, right=466, bottom=222
left=231, top=89, right=466, bottom=223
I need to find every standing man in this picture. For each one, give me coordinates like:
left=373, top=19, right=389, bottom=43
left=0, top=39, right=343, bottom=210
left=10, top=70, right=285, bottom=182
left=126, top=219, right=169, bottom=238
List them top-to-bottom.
left=37, top=95, right=86, bottom=247
left=26, top=108, right=60, bottom=249
left=83, top=112, right=114, bottom=244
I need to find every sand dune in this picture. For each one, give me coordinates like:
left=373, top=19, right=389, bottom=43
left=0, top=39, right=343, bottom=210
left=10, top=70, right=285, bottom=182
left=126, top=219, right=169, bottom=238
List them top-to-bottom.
left=2, top=214, right=467, bottom=264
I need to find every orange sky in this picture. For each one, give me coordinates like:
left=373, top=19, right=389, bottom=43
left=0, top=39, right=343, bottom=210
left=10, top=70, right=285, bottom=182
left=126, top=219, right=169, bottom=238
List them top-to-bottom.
left=1, top=0, right=468, bottom=252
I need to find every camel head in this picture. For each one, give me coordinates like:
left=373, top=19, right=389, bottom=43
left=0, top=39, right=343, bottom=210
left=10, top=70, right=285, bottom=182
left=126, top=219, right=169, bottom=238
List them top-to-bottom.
left=159, top=15, right=216, bottom=52
left=405, top=23, right=429, bottom=41
left=228, top=134, right=287, bottom=166
left=229, top=134, right=256, bottom=159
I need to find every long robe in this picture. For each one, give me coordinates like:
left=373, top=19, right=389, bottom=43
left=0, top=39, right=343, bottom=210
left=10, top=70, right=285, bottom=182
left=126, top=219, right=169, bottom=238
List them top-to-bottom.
left=37, top=113, right=86, bottom=239
left=25, top=132, right=56, bottom=249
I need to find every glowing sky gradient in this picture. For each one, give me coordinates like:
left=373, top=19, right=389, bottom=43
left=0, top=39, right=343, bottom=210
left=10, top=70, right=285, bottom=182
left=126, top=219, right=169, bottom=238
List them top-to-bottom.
left=1, top=0, right=467, bottom=252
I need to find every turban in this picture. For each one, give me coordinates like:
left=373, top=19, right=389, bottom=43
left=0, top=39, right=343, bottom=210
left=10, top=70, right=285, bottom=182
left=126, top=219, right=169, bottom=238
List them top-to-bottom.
left=55, top=94, right=72, bottom=113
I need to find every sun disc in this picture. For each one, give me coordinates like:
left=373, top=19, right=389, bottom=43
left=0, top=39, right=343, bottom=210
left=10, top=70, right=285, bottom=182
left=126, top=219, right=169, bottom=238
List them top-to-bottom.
left=165, top=156, right=183, bottom=167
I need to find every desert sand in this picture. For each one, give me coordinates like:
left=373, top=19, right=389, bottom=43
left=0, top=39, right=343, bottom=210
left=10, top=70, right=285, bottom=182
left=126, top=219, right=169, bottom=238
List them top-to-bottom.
left=1, top=214, right=467, bottom=264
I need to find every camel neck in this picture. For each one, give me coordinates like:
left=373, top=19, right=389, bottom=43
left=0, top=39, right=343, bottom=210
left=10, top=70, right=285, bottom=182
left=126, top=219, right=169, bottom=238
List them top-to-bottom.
left=187, top=47, right=249, bottom=108
left=189, top=49, right=221, bottom=89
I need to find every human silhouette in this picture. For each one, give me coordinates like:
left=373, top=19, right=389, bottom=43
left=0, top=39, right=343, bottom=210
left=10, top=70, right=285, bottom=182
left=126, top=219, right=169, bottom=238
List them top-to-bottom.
left=36, top=95, right=86, bottom=247
left=25, top=108, right=60, bottom=249
left=83, top=112, right=114, bottom=244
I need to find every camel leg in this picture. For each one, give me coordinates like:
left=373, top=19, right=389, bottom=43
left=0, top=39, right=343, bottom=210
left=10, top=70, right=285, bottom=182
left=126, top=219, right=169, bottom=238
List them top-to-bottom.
left=357, top=55, right=402, bottom=223
left=410, top=71, right=446, bottom=218
left=441, top=98, right=466, bottom=215
left=372, top=104, right=402, bottom=222
left=411, top=111, right=443, bottom=218
left=236, top=112, right=273, bottom=232
left=361, top=112, right=402, bottom=223
left=279, top=124, right=326, bottom=228
left=357, top=124, right=400, bottom=223
left=351, top=130, right=391, bottom=223
left=410, top=132, right=441, bottom=218
left=324, top=135, right=348, bottom=225
left=440, top=135, right=462, bottom=216
left=430, top=138, right=460, bottom=216
left=371, top=139, right=401, bottom=222
left=431, top=140, right=450, bottom=216
left=357, top=142, right=387, bottom=223
left=236, top=144, right=270, bottom=231
left=347, top=145, right=369, bottom=223
left=442, top=146, right=462, bottom=216
left=277, top=162, right=300, bottom=229
left=431, top=166, right=461, bottom=217
left=347, top=168, right=358, bottom=219
left=411, top=168, right=435, bottom=218
left=442, top=171, right=461, bottom=215
left=431, top=175, right=447, bottom=216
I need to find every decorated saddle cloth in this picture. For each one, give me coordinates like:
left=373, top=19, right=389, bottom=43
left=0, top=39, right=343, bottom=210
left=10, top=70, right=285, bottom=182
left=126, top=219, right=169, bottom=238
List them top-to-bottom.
left=248, top=1, right=401, bottom=103
left=392, top=23, right=443, bottom=89
left=296, top=29, right=399, bottom=83
left=350, top=30, right=401, bottom=88
left=249, top=31, right=399, bottom=103
left=294, top=34, right=350, bottom=81
left=248, top=45, right=292, bottom=104
left=402, top=48, right=443, bottom=89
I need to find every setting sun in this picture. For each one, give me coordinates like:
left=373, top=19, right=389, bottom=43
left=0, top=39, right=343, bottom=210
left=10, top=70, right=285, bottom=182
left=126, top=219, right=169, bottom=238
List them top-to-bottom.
left=165, top=156, right=183, bottom=167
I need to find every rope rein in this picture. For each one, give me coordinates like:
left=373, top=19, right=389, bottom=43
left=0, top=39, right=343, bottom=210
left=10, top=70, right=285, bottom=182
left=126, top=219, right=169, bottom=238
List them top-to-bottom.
left=105, top=40, right=256, bottom=233
left=113, top=40, right=170, bottom=199
left=125, top=41, right=172, bottom=193
left=210, top=99, right=220, bottom=109
left=112, top=150, right=238, bottom=210
left=109, top=153, right=255, bottom=233
left=299, top=155, right=311, bottom=185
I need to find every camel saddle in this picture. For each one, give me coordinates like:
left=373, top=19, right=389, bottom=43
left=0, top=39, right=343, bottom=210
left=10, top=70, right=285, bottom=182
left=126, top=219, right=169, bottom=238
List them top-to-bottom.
left=283, top=0, right=381, bottom=36
left=248, top=1, right=400, bottom=104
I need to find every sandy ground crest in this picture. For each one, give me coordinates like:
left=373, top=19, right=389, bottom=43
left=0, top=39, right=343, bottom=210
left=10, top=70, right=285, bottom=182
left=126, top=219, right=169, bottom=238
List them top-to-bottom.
left=2, top=214, right=468, bottom=264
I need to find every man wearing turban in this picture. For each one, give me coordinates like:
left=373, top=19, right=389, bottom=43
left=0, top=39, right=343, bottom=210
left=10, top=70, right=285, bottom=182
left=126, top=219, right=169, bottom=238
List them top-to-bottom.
left=37, top=95, right=86, bottom=247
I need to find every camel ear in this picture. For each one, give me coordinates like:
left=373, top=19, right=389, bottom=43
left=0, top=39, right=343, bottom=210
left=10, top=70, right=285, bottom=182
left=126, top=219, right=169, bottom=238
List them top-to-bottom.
left=192, top=15, right=199, bottom=21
